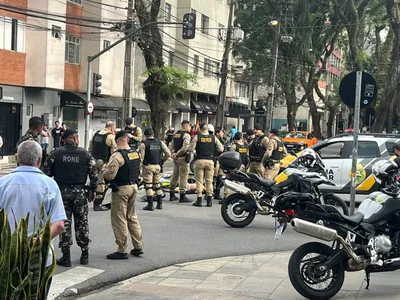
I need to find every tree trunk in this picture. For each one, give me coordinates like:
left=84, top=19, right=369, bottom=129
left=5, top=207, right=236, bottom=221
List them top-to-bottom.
left=144, top=84, right=168, bottom=139
left=285, top=87, right=302, bottom=132
left=307, top=93, right=322, bottom=139
left=327, top=106, right=337, bottom=138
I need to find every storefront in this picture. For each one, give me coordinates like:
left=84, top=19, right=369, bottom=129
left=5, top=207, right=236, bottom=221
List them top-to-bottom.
left=190, top=93, right=217, bottom=126
left=169, top=96, right=191, bottom=130
left=132, top=98, right=151, bottom=130
left=225, top=102, right=251, bottom=132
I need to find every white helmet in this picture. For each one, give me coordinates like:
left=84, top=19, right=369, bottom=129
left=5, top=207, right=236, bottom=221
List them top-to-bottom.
left=207, top=124, right=215, bottom=134
left=298, top=148, right=317, bottom=168
left=372, top=160, right=398, bottom=184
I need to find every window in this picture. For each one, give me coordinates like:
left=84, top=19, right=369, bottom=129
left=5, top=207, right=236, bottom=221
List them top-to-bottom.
left=68, top=0, right=82, bottom=4
left=165, top=3, right=172, bottom=22
left=201, top=15, right=209, bottom=34
left=11, top=19, right=17, bottom=51
left=218, top=23, right=226, bottom=41
left=52, top=25, right=62, bottom=39
left=65, top=35, right=80, bottom=64
left=103, top=40, right=111, bottom=51
left=168, top=51, right=173, bottom=66
left=193, top=55, right=199, bottom=74
left=204, top=58, right=212, bottom=76
left=214, top=61, right=220, bottom=76
left=239, top=84, right=248, bottom=97
left=26, top=104, right=33, bottom=118
left=53, top=106, right=60, bottom=119
left=358, top=141, right=380, bottom=158
left=318, top=142, right=345, bottom=159
left=386, top=142, right=395, bottom=156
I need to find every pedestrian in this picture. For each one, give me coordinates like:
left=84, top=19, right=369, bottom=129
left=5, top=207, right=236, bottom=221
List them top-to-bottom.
left=15, top=116, right=44, bottom=152
left=124, top=117, right=143, bottom=151
left=169, top=120, right=192, bottom=203
left=52, top=121, right=62, bottom=149
left=89, top=121, right=117, bottom=211
left=60, top=123, right=67, bottom=146
left=189, top=123, right=224, bottom=207
left=248, top=123, right=270, bottom=178
left=41, top=125, right=50, bottom=152
left=165, top=126, right=175, bottom=147
left=213, top=126, right=226, bottom=201
left=230, top=126, right=237, bottom=140
left=43, top=128, right=98, bottom=267
left=141, top=128, right=171, bottom=211
left=245, top=128, right=255, bottom=145
left=264, top=129, right=288, bottom=180
left=100, top=130, right=143, bottom=260
left=0, top=140, right=66, bottom=296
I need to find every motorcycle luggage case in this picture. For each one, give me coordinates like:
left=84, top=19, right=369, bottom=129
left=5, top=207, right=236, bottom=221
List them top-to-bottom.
left=219, top=151, right=242, bottom=170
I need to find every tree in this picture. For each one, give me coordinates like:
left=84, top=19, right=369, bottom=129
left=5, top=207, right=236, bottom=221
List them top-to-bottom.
left=134, top=0, right=196, bottom=137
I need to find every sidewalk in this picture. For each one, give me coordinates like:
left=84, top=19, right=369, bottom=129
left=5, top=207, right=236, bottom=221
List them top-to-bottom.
left=76, top=251, right=400, bottom=300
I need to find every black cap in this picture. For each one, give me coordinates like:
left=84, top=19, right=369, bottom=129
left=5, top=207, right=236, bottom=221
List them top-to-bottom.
left=125, top=117, right=133, bottom=125
left=181, top=120, right=190, bottom=125
left=254, top=123, right=263, bottom=131
left=63, top=128, right=78, bottom=139
left=144, top=128, right=154, bottom=136
left=270, top=128, right=279, bottom=135
left=246, top=129, right=254, bottom=136
left=115, top=130, right=128, bottom=140
left=234, top=132, right=242, bottom=140
left=395, top=142, right=400, bottom=150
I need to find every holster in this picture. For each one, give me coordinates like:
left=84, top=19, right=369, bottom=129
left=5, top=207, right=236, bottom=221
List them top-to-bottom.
left=110, top=183, right=120, bottom=192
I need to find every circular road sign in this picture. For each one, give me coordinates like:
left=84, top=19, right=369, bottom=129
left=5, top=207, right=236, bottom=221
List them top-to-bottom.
left=339, top=71, right=377, bottom=109
left=87, top=101, right=94, bottom=114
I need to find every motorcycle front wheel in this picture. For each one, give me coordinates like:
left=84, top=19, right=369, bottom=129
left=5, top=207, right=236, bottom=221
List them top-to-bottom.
left=221, top=193, right=256, bottom=228
left=323, top=194, right=349, bottom=216
left=288, top=242, right=345, bottom=300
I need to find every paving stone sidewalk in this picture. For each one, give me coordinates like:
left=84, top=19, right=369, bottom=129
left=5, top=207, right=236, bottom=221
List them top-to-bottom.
left=77, top=251, right=400, bottom=300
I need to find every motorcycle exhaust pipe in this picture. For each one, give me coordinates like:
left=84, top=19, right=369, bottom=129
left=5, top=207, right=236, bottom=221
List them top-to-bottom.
left=224, top=180, right=251, bottom=195
left=291, top=218, right=359, bottom=262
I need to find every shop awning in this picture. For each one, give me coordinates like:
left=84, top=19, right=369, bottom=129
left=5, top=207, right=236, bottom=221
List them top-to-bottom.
left=63, top=92, right=122, bottom=110
left=197, top=94, right=217, bottom=115
left=171, top=97, right=191, bottom=113
left=190, top=97, right=206, bottom=113
left=132, top=99, right=150, bottom=112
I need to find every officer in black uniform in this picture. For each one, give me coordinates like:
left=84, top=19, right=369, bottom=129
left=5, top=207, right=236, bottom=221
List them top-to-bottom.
left=248, top=123, right=269, bottom=178
left=43, top=128, right=98, bottom=267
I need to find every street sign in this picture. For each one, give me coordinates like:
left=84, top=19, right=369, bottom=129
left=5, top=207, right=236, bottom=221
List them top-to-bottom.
left=339, top=71, right=377, bottom=108
left=87, top=101, right=94, bottom=114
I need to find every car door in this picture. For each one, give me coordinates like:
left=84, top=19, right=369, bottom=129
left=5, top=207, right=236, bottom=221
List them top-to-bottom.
left=315, top=141, right=349, bottom=190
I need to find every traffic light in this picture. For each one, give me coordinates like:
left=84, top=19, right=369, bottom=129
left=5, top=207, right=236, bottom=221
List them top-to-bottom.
left=182, top=13, right=196, bottom=40
left=93, top=73, right=102, bottom=96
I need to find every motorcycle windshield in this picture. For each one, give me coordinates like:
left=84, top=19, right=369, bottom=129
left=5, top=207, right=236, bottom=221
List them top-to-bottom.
left=358, top=191, right=391, bottom=219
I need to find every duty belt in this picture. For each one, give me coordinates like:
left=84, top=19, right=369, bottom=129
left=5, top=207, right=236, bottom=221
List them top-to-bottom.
left=270, top=160, right=280, bottom=164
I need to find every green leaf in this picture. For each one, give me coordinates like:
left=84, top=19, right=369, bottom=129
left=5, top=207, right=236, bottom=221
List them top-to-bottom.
left=0, top=212, right=12, bottom=299
left=10, top=272, right=32, bottom=300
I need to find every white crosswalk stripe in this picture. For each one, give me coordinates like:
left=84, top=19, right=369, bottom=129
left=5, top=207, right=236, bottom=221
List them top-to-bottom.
left=48, top=266, right=105, bottom=300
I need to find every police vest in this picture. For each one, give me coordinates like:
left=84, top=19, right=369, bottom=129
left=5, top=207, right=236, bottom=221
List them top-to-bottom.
left=125, top=126, right=139, bottom=149
left=173, top=130, right=186, bottom=151
left=91, top=131, right=112, bottom=161
left=196, top=134, right=215, bottom=160
left=249, top=135, right=266, bottom=162
left=271, top=138, right=285, bottom=161
left=143, top=139, right=162, bottom=165
left=235, top=142, right=249, bottom=165
left=53, top=145, right=89, bottom=185
left=111, top=149, right=141, bottom=186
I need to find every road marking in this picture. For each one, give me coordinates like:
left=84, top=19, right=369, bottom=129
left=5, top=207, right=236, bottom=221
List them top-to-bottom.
left=47, top=266, right=105, bottom=300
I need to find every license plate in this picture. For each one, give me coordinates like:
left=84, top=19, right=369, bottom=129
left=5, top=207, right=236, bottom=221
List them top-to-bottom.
left=274, top=223, right=287, bottom=240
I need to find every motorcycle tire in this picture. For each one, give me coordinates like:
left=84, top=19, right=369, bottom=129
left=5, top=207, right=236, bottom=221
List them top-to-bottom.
left=220, top=193, right=256, bottom=228
left=323, top=194, right=349, bottom=216
left=288, top=242, right=345, bottom=300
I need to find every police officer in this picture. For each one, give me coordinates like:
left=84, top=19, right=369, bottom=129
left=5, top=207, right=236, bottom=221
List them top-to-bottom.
left=15, top=116, right=44, bottom=152
left=124, top=117, right=143, bottom=151
left=169, top=120, right=192, bottom=203
left=89, top=121, right=117, bottom=211
left=189, top=123, right=224, bottom=207
left=248, top=123, right=269, bottom=178
left=213, top=127, right=225, bottom=200
left=43, top=128, right=98, bottom=267
left=141, top=128, right=171, bottom=211
left=245, top=129, right=255, bottom=145
left=265, top=129, right=288, bottom=180
left=100, top=131, right=143, bottom=260
left=231, top=132, right=249, bottom=171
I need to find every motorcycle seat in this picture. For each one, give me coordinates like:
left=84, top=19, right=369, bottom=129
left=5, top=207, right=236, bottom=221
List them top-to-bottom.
left=247, top=173, right=276, bottom=187
left=342, top=212, right=364, bottom=225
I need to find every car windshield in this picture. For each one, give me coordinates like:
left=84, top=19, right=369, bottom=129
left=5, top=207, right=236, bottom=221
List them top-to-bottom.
left=287, top=132, right=306, bottom=139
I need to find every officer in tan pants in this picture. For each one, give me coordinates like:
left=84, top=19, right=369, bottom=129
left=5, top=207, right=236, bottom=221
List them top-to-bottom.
left=169, top=120, right=192, bottom=203
left=189, top=123, right=224, bottom=207
left=248, top=123, right=269, bottom=178
left=140, top=128, right=171, bottom=211
left=264, top=129, right=288, bottom=180
left=101, top=130, right=143, bottom=260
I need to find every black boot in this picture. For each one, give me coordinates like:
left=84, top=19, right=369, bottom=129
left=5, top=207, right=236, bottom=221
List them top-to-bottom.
left=214, top=189, right=223, bottom=200
left=169, top=191, right=179, bottom=201
left=179, top=193, right=192, bottom=203
left=156, top=195, right=163, bottom=210
left=143, top=196, right=154, bottom=211
left=206, top=196, right=213, bottom=207
left=193, top=197, right=202, bottom=207
left=94, top=199, right=109, bottom=211
left=57, top=247, right=71, bottom=267
left=80, top=249, right=89, bottom=265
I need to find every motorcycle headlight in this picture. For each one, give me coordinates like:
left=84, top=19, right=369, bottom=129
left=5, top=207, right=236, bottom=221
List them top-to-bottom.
left=298, top=141, right=305, bottom=145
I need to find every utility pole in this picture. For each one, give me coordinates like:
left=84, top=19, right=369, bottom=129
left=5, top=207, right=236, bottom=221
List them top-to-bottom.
left=122, top=0, right=135, bottom=120
left=216, top=0, right=235, bottom=130
left=264, top=1, right=282, bottom=133
left=248, top=80, right=255, bottom=129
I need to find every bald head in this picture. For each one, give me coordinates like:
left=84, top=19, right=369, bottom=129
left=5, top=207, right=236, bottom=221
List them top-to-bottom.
left=105, top=121, right=115, bottom=132
left=17, top=140, right=42, bottom=167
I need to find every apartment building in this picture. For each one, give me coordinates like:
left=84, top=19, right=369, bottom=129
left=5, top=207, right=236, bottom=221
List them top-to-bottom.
left=0, top=0, right=127, bottom=155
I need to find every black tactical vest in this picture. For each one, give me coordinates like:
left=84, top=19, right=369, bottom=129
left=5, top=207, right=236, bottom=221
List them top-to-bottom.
left=125, top=126, right=139, bottom=149
left=173, top=130, right=186, bottom=151
left=91, top=131, right=112, bottom=161
left=196, top=134, right=215, bottom=160
left=249, top=135, right=266, bottom=162
left=271, top=138, right=285, bottom=161
left=143, top=139, right=162, bottom=165
left=235, top=142, right=249, bottom=165
left=53, top=145, right=89, bottom=186
left=111, top=149, right=141, bottom=186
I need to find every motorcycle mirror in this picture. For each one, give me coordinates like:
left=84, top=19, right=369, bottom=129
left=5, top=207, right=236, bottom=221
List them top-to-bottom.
left=290, top=150, right=297, bottom=157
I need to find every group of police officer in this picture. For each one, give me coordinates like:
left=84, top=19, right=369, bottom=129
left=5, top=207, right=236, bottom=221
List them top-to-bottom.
left=15, top=116, right=287, bottom=265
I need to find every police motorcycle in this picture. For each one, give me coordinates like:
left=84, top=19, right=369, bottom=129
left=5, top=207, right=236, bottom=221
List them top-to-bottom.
left=219, top=149, right=348, bottom=228
left=275, top=160, right=400, bottom=300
